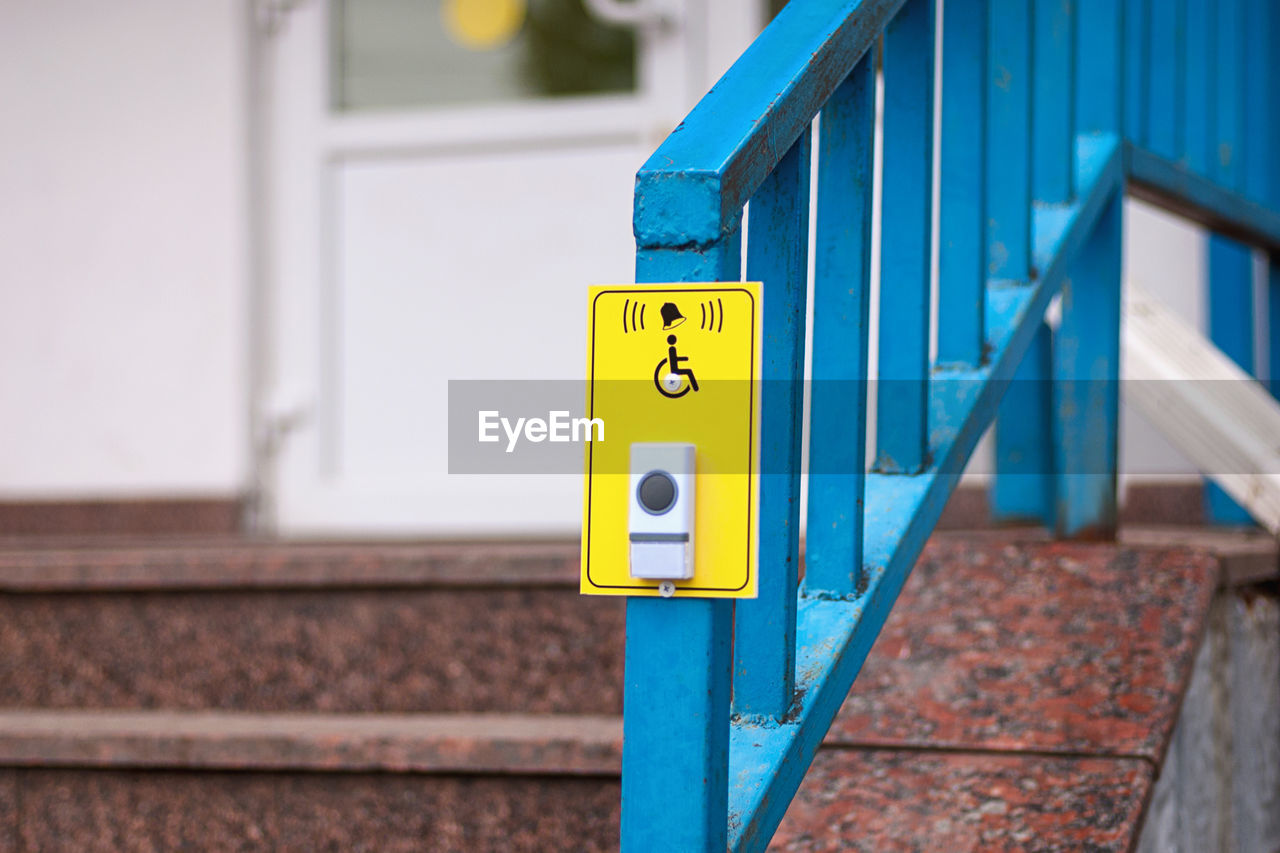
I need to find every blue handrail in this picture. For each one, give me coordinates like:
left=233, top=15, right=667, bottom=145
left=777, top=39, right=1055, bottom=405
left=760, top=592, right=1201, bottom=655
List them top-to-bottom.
left=622, top=0, right=1280, bottom=849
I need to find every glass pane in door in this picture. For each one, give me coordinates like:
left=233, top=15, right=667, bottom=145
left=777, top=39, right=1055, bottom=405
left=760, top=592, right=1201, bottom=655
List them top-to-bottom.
left=332, top=0, right=637, bottom=111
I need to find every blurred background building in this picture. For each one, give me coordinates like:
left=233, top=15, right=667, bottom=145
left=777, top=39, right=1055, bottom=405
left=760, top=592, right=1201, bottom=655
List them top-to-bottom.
left=0, top=0, right=1258, bottom=536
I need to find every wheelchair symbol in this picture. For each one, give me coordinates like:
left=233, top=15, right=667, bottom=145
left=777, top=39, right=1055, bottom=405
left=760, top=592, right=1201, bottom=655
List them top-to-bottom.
left=654, top=334, right=699, bottom=399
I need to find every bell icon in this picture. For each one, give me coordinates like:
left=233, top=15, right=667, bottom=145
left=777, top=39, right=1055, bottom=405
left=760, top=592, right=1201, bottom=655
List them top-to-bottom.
left=660, top=302, right=686, bottom=330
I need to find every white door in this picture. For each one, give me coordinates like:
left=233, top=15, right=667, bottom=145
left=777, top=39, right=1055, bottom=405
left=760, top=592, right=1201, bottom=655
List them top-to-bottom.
left=263, top=0, right=763, bottom=535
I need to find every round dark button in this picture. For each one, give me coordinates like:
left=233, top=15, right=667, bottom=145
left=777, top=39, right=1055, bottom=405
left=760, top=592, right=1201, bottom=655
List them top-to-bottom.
left=637, top=471, right=677, bottom=514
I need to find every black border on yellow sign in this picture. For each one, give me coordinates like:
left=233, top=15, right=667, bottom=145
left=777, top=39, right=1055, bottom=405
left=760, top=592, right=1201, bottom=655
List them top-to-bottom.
left=583, top=286, right=756, bottom=593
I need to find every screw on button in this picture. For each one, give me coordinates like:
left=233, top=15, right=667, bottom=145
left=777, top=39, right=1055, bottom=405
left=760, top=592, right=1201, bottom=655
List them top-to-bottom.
left=636, top=470, right=677, bottom=515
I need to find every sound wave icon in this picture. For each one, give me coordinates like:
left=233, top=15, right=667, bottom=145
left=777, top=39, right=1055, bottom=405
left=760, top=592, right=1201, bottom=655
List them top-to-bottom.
left=699, top=298, right=725, bottom=333
left=622, top=299, right=646, bottom=333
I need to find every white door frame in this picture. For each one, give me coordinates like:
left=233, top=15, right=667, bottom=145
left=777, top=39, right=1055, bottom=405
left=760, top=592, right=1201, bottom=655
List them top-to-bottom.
left=256, top=0, right=764, bottom=535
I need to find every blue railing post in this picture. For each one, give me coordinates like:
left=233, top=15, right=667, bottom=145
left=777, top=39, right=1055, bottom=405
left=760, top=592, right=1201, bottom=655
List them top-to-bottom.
left=876, top=0, right=935, bottom=475
left=938, top=0, right=988, bottom=367
left=986, top=0, right=1033, bottom=284
left=991, top=0, right=1049, bottom=524
left=1012, top=0, right=1080, bottom=530
left=1030, top=0, right=1083, bottom=537
left=1033, top=0, right=1076, bottom=204
left=1047, top=0, right=1123, bottom=540
left=1077, top=0, right=1124, bottom=139
left=1124, top=0, right=1150, bottom=145
left=1147, top=0, right=1184, bottom=161
left=1183, top=0, right=1213, bottom=176
left=1202, top=0, right=1259, bottom=526
left=1214, top=0, right=1243, bottom=189
left=1242, top=0, right=1276, bottom=501
left=1243, top=0, right=1272, bottom=205
left=1271, top=0, right=1279, bottom=389
left=1271, top=6, right=1279, bottom=399
left=806, top=55, right=875, bottom=597
left=733, top=130, right=811, bottom=720
left=1053, top=191, right=1123, bottom=538
left=621, top=234, right=741, bottom=852
left=1205, top=235, right=1256, bottom=525
left=1270, top=255, right=1280, bottom=397
left=994, top=323, right=1055, bottom=524
left=622, top=596, right=733, bottom=851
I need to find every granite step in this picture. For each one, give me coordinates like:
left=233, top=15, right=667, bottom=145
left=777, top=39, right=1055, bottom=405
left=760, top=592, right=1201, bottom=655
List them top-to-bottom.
left=0, top=534, right=1269, bottom=850
left=774, top=534, right=1278, bottom=851
left=774, top=536, right=1228, bottom=851
left=0, top=540, right=624, bottom=715
left=0, top=709, right=622, bottom=852
left=0, top=709, right=622, bottom=775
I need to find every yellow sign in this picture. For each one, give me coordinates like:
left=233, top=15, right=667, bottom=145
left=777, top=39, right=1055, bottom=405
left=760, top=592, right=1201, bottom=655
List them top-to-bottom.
left=581, top=283, right=762, bottom=598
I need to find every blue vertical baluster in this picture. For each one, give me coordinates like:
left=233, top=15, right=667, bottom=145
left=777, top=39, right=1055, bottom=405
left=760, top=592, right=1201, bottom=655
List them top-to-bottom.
left=876, top=0, right=935, bottom=475
left=938, top=0, right=989, bottom=367
left=985, top=0, right=1033, bottom=284
left=988, top=0, right=1044, bottom=523
left=1033, top=0, right=1076, bottom=203
left=1044, top=0, right=1126, bottom=537
left=1048, top=0, right=1123, bottom=540
left=1077, top=0, right=1125, bottom=140
left=1124, top=0, right=1150, bottom=146
left=1147, top=0, right=1185, bottom=161
left=1183, top=0, right=1214, bottom=175
left=1215, top=0, right=1243, bottom=189
left=1240, top=0, right=1273, bottom=478
left=1242, top=0, right=1272, bottom=205
left=1267, top=0, right=1279, bottom=398
left=1271, top=0, right=1280, bottom=397
left=1274, top=5, right=1280, bottom=214
left=806, top=57, right=875, bottom=598
left=734, top=131, right=811, bottom=720
left=1053, top=192, right=1123, bottom=538
left=622, top=232, right=741, bottom=852
left=1205, top=235, right=1257, bottom=526
left=1270, top=255, right=1280, bottom=397
left=994, top=324, right=1055, bottom=524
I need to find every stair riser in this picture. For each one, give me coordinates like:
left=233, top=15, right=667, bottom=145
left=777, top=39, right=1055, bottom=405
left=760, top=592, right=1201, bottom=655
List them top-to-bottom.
left=0, top=588, right=624, bottom=714
left=0, top=768, right=619, bottom=852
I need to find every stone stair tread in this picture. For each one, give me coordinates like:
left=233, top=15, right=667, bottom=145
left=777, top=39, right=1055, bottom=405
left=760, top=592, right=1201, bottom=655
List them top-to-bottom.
left=0, top=534, right=1253, bottom=850
left=0, top=538, right=579, bottom=591
left=783, top=539, right=1224, bottom=851
left=823, top=539, right=1222, bottom=763
left=0, top=581, right=623, bottom=716
left=0, top=709, right=621, bottom=775
left=770, top=749, right=1154, bottom=852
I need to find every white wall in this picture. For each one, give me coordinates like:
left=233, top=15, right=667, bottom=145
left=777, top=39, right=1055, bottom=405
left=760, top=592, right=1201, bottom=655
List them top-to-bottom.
left=0, top=0, right=250, bottom=497
left=0, top=0, right=1244, bottom=525
left=1120, top=198, right=1204, bottom=482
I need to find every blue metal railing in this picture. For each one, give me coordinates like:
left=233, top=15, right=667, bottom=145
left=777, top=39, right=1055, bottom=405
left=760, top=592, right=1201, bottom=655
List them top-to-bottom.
left=621, top=0, right=1280, bottom=849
